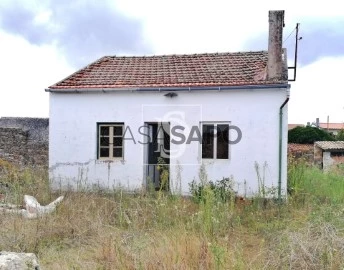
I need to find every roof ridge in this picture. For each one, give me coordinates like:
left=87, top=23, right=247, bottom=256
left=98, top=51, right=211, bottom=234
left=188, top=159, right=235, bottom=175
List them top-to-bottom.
left=104, top=50, right=268, bottom=59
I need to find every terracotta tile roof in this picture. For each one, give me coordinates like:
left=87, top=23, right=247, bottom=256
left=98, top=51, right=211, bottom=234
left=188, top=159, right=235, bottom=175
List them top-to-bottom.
left=49, top=51, right=287, bottom=90
left=319, top=123, right=344, bottom=130
left=288, top=124, right=304, bottom=130
left=315, top=141, right=344, bottom=150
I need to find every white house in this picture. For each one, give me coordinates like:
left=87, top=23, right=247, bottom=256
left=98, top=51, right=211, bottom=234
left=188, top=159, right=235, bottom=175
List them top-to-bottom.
left=47, top=11, right=290, bottom=197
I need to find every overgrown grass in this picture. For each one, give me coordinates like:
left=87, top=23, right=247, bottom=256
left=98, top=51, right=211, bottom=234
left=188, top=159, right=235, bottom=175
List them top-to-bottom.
left=288, top=156, right=344, bottom=205
left=1, top=159, right=344, bottom=269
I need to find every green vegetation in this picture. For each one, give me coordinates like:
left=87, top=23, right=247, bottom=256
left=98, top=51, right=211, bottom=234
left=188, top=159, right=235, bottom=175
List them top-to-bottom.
left=288, top=126, right=335, bottom=144
left=336, top=129, right=344, bottom=140
left=157, top=157, right=169, bottom=192
left=1, top=159, right=344, bottom=269
left=189, top=176, right=235, bottom=203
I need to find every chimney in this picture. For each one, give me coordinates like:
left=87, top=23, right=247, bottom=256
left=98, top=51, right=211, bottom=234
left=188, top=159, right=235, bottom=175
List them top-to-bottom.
left=267, top=10, right=285, bottom=81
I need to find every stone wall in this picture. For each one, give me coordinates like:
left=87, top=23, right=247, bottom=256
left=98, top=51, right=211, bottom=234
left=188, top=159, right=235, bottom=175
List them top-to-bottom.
left=0, top=117, right=48, bottom=167
left=0, top=117, right=48, bottom=142
left=0, top=128, right=28, bottom=165
left=288, top=143, right=314, bottom=163
left=314, top=145, right=323, bottom=168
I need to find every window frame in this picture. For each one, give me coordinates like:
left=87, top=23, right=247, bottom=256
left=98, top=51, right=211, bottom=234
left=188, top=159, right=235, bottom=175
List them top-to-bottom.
left=97, top=122, right=124, bottom=160
left=201, top=122, right=230, bottom=160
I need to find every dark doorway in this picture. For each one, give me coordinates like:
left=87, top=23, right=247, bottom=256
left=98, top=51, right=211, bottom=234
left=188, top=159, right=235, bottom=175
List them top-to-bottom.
left=146, top=123, right=170, bottom=191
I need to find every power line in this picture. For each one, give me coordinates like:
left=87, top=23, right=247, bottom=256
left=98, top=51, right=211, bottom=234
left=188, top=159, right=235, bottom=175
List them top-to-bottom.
left=283, top=26, right=296, bottom=44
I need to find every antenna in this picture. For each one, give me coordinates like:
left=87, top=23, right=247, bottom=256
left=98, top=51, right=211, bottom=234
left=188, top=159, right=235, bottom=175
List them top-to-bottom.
left=288, top=23, right=302, bottom=81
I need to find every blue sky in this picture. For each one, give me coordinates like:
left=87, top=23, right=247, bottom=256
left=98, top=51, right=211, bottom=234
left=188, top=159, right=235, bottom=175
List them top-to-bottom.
left=0, top=0, right=343, bottom=124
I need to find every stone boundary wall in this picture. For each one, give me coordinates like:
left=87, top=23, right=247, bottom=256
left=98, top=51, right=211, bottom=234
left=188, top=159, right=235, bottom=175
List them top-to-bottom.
left=0, top=117, right=48, bottom=167
left=0, top=117, right=48, bottom=142
left=0, top=127, right=28, bottom=165
left=288, top=143, right=314, bottom=163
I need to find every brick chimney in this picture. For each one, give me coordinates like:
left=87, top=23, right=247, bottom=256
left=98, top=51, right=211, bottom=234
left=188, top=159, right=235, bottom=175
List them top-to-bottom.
left=267, top=10, right=285, bottom=81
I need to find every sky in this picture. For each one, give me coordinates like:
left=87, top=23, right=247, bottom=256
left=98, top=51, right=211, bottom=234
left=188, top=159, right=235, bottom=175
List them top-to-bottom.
left=0, top=0, right=343, bottom=124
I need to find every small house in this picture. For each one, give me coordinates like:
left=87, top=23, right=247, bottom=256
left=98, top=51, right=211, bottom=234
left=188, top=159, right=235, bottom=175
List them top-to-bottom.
left=46, top=11, right=290, bottom=197
left=314, top=141, right=344, bottom=171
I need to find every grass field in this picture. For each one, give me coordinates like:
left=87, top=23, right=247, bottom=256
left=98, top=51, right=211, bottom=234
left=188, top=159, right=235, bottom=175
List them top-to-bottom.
left=1, top=159, right=344, bottom=269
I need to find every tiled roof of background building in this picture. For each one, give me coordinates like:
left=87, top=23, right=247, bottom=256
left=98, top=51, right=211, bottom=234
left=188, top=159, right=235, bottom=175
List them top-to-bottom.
left=319, top=123, right=344, bottom=130
left=288, top=124, right=305, bottom=130
left=315, top=141, right=344, bottom=150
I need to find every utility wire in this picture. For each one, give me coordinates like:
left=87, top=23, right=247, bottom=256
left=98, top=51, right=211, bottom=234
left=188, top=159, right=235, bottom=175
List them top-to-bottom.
left=283, top=26, right=296, bottom=44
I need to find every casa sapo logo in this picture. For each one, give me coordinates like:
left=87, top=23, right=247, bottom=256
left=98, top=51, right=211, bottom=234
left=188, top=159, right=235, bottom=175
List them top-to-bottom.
left=120, top=124, right=242, bottom=145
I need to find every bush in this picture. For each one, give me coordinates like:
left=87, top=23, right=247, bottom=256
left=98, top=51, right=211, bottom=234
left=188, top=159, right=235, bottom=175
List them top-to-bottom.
left=288, top=126, right=335, bottom=144
left=336, top=129, right=344, bottom=141
left=189, top=177, right=235, bottom=203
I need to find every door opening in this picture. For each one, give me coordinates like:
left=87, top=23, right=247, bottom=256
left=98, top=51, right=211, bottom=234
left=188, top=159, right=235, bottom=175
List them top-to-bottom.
left=145, top=122, right=170, bottom=191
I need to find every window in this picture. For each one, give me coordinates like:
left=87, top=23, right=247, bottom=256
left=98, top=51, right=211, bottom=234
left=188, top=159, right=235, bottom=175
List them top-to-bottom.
left=98, top=123, right=124, bottom=159
left=202, top=123, right=229, bottom=159
left=330, top=151, right=344, bottom=157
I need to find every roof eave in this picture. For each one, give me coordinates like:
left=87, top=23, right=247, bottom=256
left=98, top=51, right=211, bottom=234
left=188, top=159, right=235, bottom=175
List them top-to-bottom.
left=46, top=83, right=290, bottom=93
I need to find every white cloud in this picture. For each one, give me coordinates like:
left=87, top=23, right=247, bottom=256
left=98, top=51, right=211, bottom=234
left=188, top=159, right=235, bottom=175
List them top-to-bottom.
left=0, top=0, right=343, bottom=123
left=116, top=0, right=344, bottom=54
left=33, top=9, right=52, bottom=25
left=0, top=30, right=73, bottom=117
left=289, top=56, right=344, bottom=124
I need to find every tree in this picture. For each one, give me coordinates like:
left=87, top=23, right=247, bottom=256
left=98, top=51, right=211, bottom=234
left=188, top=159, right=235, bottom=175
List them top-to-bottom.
left=288, top=126, right=335, bottom=144
left=336, top=129, right=344, bottom=141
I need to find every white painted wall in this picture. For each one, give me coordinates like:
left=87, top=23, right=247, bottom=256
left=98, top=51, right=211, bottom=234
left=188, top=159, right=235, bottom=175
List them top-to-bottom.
left=49, top=88, right=289, bottom=196
left=322, top=152, right=333, bottom=171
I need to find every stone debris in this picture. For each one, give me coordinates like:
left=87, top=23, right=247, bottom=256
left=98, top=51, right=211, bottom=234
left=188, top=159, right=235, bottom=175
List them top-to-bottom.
left=0, top=195, right=64, bottom=219
left=0, top=251, right=40, bottom=270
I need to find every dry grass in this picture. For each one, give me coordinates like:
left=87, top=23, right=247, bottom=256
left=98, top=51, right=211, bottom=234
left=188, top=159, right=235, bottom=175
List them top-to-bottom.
left=1, top=161, right=344, bottom=269
left=0, top=192, right=258, bottom=269
left=265, top=222, right=344, bottom=269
